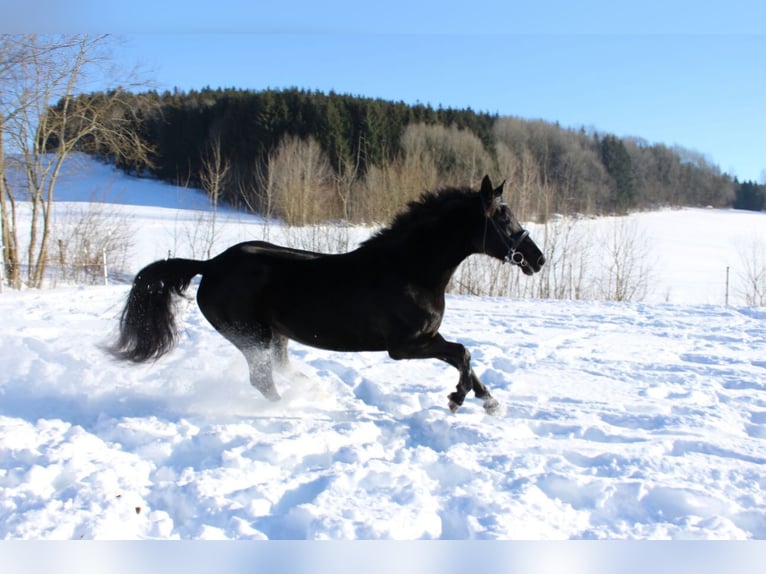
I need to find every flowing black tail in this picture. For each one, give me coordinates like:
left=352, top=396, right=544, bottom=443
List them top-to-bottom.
left=110, top=258, right=206, bottom=362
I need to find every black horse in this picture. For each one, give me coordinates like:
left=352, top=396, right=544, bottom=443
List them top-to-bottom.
left=111, top=176, right=545, bottom=414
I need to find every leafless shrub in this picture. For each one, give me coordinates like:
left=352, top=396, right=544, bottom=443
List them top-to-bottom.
left=198, top=136, right=229, bottom=258
left=53, top=203, right=134, bottom=285
left=168, top=210, right=219, bottom=260
left=532, top=216, right=590, bottom=300
left=594, top=218, right=651, bottom=302
left=737, top=237, right=766, bottom=306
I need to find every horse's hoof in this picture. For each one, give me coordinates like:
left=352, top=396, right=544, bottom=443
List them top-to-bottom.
left=447, top=392, right=464, bottom=413
left=483, top=397, right=500, bottom=415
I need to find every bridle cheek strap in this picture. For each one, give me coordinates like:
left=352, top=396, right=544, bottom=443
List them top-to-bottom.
left=508, top=229, right=529, bottom=252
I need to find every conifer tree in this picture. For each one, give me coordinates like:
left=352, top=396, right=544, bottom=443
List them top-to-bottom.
left=600, top=134, right=636, bottom=212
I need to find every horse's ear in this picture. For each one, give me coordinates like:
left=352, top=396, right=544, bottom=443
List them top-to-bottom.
left=480, top=174, right=493, bottom=191
left=480, top=175, right=494, bottom=205
left=481, top=175, right=503, bottom=215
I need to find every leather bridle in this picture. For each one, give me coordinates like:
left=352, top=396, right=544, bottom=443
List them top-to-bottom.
left=482, top=200, right=530, bottom=267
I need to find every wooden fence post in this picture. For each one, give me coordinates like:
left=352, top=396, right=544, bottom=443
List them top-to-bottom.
left=0, top=239, right=4, bottom=294
left=103, top=249, right=108, bottom=286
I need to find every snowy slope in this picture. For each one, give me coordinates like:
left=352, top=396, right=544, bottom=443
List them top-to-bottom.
left=1, top=156, right=766, bottom=539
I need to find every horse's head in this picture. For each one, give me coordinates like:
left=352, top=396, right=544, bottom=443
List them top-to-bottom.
left=477, top=175, right=545, bottom=275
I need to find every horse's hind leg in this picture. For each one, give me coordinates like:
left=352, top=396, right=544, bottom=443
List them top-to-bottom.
left=196, top=276, right=280, bottom=401
left=220, top=326, right=281, bottom=401
left=271, top=333, right=289, bottom=371
left=240, top=342, right=281, bottom=401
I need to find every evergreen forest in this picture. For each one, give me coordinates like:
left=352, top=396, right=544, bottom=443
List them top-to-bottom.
left=51, top=87, right=764, bottom=224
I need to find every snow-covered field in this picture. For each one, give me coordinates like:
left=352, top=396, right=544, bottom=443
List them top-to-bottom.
left=1, top=156, right=765, bottom=540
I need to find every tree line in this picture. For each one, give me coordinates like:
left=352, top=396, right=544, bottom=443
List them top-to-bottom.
left=54, top=86, right=758, bottom=225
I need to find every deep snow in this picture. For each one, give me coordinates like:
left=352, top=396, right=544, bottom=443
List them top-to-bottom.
left=1, top=156, right=765, bottom=539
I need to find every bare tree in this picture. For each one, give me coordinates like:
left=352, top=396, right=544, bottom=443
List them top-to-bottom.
left=0, top=34, right=153, bottom=288
left=0, top=35, right=30, bottom=289
left=352, top=122, right=495, bottom=226
left=400, top=123, right=492, bottom=190
left=334, top=133, right=363, bottom=222
left=198, top=135, right=230, bottom=257
left=270, top=135, right=335, bottom=225
left=514, top=149, right=536, bottom=222
left=354, top=158, right=422, bottom=224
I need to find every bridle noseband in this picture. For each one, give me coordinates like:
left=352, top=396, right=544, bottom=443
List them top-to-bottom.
left=504, top=228, right=529, bottom=266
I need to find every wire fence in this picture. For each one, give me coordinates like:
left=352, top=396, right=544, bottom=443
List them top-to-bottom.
left=0, top=248, right=125, bottom=290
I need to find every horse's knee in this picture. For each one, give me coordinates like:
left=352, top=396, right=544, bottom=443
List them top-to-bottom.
left=454, top=346, right=472, bottom=375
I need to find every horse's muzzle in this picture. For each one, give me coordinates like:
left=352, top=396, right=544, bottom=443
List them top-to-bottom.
left=518, top=253, right=545, bottom=275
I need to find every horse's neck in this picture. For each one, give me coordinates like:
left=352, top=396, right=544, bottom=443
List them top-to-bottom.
left=357, top=206, right=478, bottom=290
left=400, top=225, right=475, bottom=291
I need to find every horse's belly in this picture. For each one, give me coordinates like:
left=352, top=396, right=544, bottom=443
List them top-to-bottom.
left=270, top=295, right=389, bottom=352
left=275, top=321, right=387, bottom=353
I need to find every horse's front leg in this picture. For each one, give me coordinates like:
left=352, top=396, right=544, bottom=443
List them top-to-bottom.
left=388, top=333, right=499, bottom=414
left=448, top=366, right=499, bottom=415
left=468, top=373, right=500, bottom=415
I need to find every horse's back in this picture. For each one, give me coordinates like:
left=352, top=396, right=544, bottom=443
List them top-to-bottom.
left=196, top=240, right=351, bottom=326
left=232, top=241, right=325, bottom=261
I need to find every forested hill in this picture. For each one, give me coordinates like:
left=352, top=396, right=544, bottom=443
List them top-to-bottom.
left=57, top=87, right=758, bottom=224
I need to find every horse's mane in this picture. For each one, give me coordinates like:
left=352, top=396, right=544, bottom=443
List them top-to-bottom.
left=360, top=186, right=479, bottom=250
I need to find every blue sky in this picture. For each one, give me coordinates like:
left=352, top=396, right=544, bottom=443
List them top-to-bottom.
left=4, top=1, right=765, bottom=182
